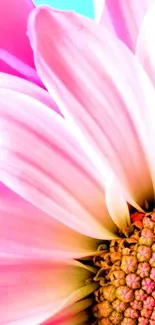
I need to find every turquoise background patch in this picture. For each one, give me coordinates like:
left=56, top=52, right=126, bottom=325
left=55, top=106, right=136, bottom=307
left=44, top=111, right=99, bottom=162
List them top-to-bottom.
left=34, top=0, right=94, bottom=19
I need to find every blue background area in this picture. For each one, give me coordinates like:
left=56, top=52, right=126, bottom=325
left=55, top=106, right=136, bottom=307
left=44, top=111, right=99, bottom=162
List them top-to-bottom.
left=33, top=0, right=94, bottom=19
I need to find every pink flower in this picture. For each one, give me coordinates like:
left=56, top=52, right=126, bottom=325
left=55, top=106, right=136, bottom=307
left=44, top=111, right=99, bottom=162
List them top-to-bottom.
left=1, top=2, right=155, bottom=325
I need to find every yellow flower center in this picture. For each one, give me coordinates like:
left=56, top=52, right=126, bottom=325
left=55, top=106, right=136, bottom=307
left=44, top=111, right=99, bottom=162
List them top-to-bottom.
left=91, top=211, right=155, bottom=325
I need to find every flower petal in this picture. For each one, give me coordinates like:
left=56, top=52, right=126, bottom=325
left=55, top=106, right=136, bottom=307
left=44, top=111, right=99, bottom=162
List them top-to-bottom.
left=0, top=0, right=42, bottom=84
left=0, top=0, right=34, bottom=66
left=93, top=0, right=105, bottom=23
left=94, top=0, right=150, bottom=51
left=136, top=2, right=155, bottom=87
left=28, top=7, right=155, bottom=208
left=0, top=49, right=43, bottom=87
left=0, top=72, right=60, bottom=113
left=0, top=86, right=117, bottom=239
left=105, top=177, right=130, bottom=229
left=0, top=182, right=100, bottom=259
left=0, top=257, right=94, bottom=324
left=42, top=299, right=92, bottom=325
left=43, top=312, right=88, bottom=325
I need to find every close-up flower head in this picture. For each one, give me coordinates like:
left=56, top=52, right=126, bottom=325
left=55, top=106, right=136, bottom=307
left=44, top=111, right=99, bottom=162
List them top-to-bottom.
left=1, top=0, right=155, bottom=324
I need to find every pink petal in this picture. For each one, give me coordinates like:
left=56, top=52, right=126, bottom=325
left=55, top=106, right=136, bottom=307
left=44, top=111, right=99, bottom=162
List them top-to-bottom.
left=0, top=0, right=42, bottom=85
left=0, top=0, right=34, bottom=66
left=93, top=0, right=105, bottom=23
left=94, top=0, right=150, bottom=51
left=136, top=2, right=155, bottom=87
left=28, top=7, right=155, bottom=208
left=0, top=49, right=43, bottom=87
left=0, top=72, right=60, bottom=114
left=0, top=86, right=117, bottom=239
left=105, top=176, right=130, bottom=229
left=0, top=182, right=99, bottom=259
left=0, top=257, right=94, bottom=324
left=42, top=299, right=92, bottom=325
left=42, top=311, right=88, bottom=325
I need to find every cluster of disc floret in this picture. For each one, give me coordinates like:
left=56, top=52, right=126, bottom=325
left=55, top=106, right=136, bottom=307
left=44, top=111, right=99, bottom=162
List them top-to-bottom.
left=92, top=211, right=155, bottom=325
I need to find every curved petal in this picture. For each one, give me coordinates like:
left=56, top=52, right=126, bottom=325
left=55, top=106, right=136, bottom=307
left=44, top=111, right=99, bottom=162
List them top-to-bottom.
left=0, top=0, right=42, bottom=84
left=0, top=0, right=35, bottom=66
left=94, top=0, right=150, bottom=51
left=94, top=0, right=105, bottom=23
left=136, top=2, right=155, bottom=87
left=28, top=7, right=155, bottom=208
left=0, top=49, right=43, bottom=87
left=0, top=72, right=60, bottom=113
left=0, top=86, right=117, bottom=239
left=105, top=177, right=130, bottom=229
left=0, top=182, right=100, bottom=259
left=0, top=257, right=94, bottom=324
left=42, top=299, right=92, bottom=325
left=43, top=312, right=88, bottom=325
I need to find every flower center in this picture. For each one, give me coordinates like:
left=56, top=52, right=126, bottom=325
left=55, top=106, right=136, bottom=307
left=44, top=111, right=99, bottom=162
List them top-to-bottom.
left=91, top=211, right=155, bottom=325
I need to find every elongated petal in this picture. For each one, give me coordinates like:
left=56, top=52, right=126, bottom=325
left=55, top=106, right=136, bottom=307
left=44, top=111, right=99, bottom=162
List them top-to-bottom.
left=0, top=0, right=42, bottom=84
left=0, top=0, right=34, bottom=66
left=94, top=0, right=150, bottom=51
left=94, top=0, right=105, bottom=23
left=136, top=2, right=155, bottom=87
left=28, top=7, right=155, bottom=208
left=0, top=49, right=43, bottom=87
left=0, top=72, right=60, bottom=113
left=0, top=86, right=117, bottom=239
left=105, top=177, right=130, bottom=228
left=0, top=182, right=100, bottom=259
left=0, top=257, right=94, bottom=324
left=42, top=299, right=92, bottom=325
left=43, top=311, right=89, bottom=325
